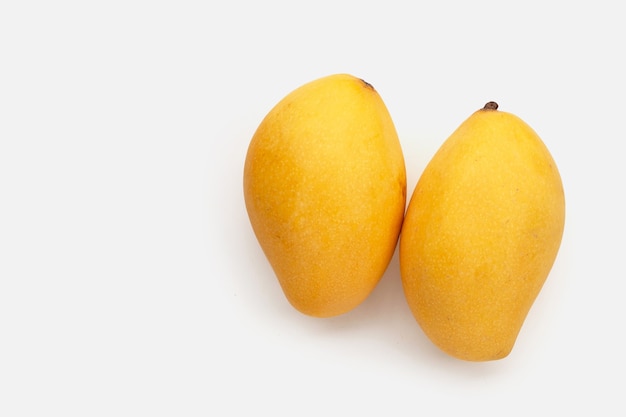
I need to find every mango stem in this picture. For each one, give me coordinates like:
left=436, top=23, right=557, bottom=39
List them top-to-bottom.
left=483, top=101, right=499, bottom=110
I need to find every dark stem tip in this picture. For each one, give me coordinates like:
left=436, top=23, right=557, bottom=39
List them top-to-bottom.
left=360, top=78, right=374, bottom=91
left=483, top=101, right=499, bottom=110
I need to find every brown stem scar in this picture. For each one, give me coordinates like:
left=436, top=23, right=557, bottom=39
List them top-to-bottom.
left=360, top=78, right=375, bottom=91
left=483, top=101, right=499, bottom=110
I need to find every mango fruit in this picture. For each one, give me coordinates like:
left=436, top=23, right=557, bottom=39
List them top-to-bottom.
left=244, top=74, right=406, bottom=318
left=399, top=102, right=565, bottom=361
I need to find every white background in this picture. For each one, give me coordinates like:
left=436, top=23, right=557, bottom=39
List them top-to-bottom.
left=1, top=1, right=624, bottom=415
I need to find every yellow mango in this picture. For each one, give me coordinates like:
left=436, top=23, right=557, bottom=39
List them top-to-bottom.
left=244, top=74, right=406, bottom=318
left=399, top=102, right=565, bottom=361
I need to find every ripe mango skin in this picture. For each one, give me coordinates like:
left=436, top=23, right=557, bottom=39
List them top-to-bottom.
left=244, top=74, right=406, bottom=318
left=399, top=104, right=565, bottom=361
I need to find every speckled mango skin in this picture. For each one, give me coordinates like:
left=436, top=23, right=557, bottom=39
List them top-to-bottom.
left=244, top=74, right=406, bottom=318
left=399, top=104, right=565, bottom=361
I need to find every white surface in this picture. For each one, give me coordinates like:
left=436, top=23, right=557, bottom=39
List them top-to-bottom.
left=1, top=1, right=624, bottom=415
